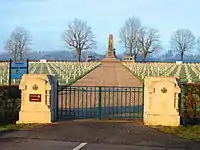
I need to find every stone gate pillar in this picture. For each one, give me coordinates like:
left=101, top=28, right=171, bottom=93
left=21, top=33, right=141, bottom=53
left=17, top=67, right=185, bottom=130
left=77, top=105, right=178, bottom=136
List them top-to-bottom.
left=17, top=74, right=58, bottom=124
left=143, top=76, right=181, bottom=126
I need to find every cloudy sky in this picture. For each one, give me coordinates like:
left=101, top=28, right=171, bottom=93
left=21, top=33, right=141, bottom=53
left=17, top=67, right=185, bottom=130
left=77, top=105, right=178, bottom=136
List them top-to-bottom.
left=0, top=0, right=199, bottom=54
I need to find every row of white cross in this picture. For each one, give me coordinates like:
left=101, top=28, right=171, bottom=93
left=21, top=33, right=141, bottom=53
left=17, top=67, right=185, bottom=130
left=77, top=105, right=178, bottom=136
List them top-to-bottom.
left=2, top=61, right=200, bottom=85
left=0, top=62, right=100, bottom=85
left=123, top=62, right=200, bottom=83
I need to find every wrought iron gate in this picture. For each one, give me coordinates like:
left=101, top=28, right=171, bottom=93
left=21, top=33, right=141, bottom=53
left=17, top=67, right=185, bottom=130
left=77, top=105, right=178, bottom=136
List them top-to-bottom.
left=57, top=86, right=144, bottom=120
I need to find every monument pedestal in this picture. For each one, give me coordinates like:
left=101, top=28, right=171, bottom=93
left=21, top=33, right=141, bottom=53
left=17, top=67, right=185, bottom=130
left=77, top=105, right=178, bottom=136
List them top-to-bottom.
left=102, top=34, right=119, bottom=62
left=103, top=49, right=119, bottom=62
left=106, top=50, right=116, bottom=58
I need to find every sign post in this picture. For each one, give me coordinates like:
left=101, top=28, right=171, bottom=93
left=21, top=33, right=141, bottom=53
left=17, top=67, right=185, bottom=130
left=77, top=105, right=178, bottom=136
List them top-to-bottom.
left=9, top=59, right=29, bottom=85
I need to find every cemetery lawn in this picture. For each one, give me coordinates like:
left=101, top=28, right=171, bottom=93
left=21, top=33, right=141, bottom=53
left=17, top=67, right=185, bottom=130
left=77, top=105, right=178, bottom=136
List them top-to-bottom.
left=0, top=123, right=42, bottom=132
left=153, top=125, right=200, bottom=142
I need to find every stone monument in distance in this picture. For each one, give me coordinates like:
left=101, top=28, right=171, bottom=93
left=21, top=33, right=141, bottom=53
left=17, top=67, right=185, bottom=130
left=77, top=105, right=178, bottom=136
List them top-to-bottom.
left=105, top=34, right=116, bottom=58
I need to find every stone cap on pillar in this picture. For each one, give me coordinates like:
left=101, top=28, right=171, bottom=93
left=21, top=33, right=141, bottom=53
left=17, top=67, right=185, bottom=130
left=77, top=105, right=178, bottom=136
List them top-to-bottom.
left=19, top=74, right=57, bottom=91
left=144, top=76, right=181, bottom=94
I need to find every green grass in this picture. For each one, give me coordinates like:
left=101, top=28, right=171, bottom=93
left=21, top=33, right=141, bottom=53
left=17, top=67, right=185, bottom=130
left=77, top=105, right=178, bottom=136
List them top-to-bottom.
left=59, top=63, right=101, bottom=87
left=121, top=63, right=144, bottom=83
left=0, top=123, right=42, bottom=132
left=153, top=125, right=200, bottom=141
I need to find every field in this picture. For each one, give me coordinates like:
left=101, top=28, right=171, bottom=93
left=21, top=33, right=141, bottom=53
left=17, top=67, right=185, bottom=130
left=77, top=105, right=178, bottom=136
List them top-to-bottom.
left=0, top=61, right=100, bottom=85
left=1, top=61, right=200, bottom=85
left=123, top=62, right=200, bottom=83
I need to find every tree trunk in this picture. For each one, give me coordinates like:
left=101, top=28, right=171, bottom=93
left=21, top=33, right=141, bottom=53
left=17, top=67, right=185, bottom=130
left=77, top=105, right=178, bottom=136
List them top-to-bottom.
left=13, top=46, right=17, bottom=61
left=76, top=48, right=81, bottom=62
left=129, top=48, right=133, bottom=57
left=13, top=51, right=17, bottom=61
left=20, top=52, right=23, bottom=61
left=142, top=52, right=147, bottom=63
left=181, top=52, right=184, bottom=61
left=134, top=53, right=137, bottom=62
left=13, top=55, right=17, bottom=61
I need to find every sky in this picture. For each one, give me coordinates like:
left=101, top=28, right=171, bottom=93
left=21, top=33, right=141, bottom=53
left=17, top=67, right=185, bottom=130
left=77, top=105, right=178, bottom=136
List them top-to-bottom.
left=0, top=0, right=200, bottom=55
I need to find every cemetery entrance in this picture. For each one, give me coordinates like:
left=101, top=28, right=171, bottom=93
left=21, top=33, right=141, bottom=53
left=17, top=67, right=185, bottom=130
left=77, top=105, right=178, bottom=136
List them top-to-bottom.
left=57, top=86, right=144, bottom=120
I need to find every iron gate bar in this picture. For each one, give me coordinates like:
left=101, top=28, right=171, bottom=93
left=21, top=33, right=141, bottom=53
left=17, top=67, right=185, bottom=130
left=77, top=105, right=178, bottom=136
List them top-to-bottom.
left=142, top=83, right=144, bottom=121
left=58, top=86, right=144, bottom=120
left=69, top=86, right=72, bottom=116
left=73, top=87, right=75, bottom=116
left=77, top=87, right=80, bottom=116
left=85, top=87, right=87, bottom=116
left=90, top=87, right=92, bottom=116
left=94, top=87, right=97, bottom=116
left=98, top=87, right=102, bottom=120
left=112, top=87, right=114, bottom=117
left=82, top=88, right=84, bottom=116
left=103, top=88, right=106, bottom=117
left=108, top=88, right=111, bottom=116
left=116, top=88, right=118, bottom=116
left=125, top=88, right=127, bottom=118
left=128, top=88, right=130, bottom=119
left=134, top=88, right=136, bottom=115
left=135, top=88, right=137, bottom=116
left=138, top=88, right=141, bottom=116
left=121, top=89, right=123, bottom=117
left=64, top=90, right=67, bottom=116
left=60, top=91, right=63, bottom=116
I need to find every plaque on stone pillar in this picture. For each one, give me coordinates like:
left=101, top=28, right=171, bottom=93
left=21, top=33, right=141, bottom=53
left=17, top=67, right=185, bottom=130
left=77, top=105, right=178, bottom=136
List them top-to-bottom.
left=29, top=94, right=41, bottom=102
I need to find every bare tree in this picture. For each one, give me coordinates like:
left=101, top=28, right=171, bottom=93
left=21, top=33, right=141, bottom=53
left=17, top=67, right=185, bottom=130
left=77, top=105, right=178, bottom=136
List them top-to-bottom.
left=119, top=16, right=141, bottom=60
left=62, top=19, right=96, bottom=62
left=5, top=27, right=31, bottom=61
left=137, top=27, right=160, bottom=62
left=170, top=29, right=195, bottom=61
left=197, top=37, right=200, bottom=51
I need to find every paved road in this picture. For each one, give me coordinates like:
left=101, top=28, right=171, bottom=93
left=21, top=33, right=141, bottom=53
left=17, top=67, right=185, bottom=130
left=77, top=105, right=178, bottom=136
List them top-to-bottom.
left=73, top=61, right=142, bottom=87
left=1, top=120, right=199, bottom=150
left=0, top=139, right=193, bottom=150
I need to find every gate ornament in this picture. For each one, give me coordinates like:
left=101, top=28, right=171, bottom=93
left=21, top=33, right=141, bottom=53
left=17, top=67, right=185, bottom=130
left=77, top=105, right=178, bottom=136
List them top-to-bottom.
left=32, top=84, right=39, bottom=91
left=161, top=87, right=167, bottom=93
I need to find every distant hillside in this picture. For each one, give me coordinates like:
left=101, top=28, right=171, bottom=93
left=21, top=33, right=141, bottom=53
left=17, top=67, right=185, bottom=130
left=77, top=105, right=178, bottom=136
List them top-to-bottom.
left=0, top=50, right=105, bottom=61
left=1, top=50, right=200, bottom=62
left=0, top=51, right=160, bottom=62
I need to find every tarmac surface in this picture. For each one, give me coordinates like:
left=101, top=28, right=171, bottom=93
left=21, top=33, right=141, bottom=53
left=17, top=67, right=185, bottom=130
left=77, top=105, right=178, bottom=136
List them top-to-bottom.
left=1, top=120, right=200, bottom=150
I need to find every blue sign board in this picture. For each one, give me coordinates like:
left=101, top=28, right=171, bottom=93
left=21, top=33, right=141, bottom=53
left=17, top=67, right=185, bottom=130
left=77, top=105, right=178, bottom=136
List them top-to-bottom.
left=10, top=61, right=28, bottom=79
